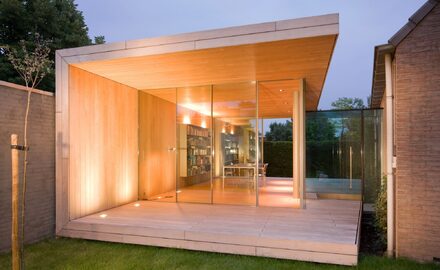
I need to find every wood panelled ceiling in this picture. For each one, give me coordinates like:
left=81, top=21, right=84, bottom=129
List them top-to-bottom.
left=73, top=35, right=337, bottom=110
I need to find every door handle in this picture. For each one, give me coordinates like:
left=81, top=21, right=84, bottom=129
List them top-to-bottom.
left=168, top=147, right=176, bottom=152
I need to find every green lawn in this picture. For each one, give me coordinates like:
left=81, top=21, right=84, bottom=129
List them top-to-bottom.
left=0, top=238, right=438, bottom=270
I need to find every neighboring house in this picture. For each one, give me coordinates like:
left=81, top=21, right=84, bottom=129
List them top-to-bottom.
left=371, top=0, right=440, bottom=262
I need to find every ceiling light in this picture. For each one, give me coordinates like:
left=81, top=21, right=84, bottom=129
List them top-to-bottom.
left=279, top=89, right=284, bottom=92
left=183, top=115, right=191, bottom=124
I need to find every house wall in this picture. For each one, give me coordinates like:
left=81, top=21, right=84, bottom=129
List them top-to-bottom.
left=394, top=4, right=440, bottom=261
left=69, top=67, right=138, bottom=219
left=0, top=82, right=55, bottom=251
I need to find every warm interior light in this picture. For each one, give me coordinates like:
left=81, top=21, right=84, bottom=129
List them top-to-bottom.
left=279, top=89, right=284, bottom=92
left=183, top=115, right=191, bottom=124
left=201, top=120, right=207, bottom=128
left=221, top=127, right=226, bottom=133
left=176, top=190, right=182, bottom=193
left=157, top=196, right=162, bottom=199
left=134, top=203, right=140, bottom=207
left=99, top=213, right=107, bottom=218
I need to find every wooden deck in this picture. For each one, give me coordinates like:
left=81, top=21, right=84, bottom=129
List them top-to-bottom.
left=58, top=199, right=362, bottom=265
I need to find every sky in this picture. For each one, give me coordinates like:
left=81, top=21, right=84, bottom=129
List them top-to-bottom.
left=75, top=0, right=425, bottom=110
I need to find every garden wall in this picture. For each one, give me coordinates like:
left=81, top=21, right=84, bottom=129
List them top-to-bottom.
left=0, top=81, right=55, bottom=252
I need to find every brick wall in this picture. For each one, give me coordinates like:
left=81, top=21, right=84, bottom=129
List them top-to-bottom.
left=394, top=4, right=440, bottom=261
left=0, top=82, right=55, bottom=252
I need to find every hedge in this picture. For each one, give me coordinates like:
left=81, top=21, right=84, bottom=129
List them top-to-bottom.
left=263, top=141, right=292, bottom=177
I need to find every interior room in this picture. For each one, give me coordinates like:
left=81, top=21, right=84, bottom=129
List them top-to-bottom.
left=68, top=65, right=303, bottom=220
left=137, top=80, right=299, bottom=207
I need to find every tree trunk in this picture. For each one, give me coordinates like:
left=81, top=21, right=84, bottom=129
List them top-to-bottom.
left=20, top=88, right=32, bottom=269
left=11, top=134, right=21, bottom=270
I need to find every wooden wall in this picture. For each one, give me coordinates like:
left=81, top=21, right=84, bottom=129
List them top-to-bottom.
left=69, top=66, right=138, bottom=219
left=138, top=91, right=176, bottom=199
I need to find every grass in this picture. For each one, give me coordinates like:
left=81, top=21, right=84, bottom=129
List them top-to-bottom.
left=0, top=238, right=438, bottom=270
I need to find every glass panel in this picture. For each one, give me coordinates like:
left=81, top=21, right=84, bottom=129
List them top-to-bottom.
left=257, top=80, right=296, bottom=207
left=212, top=82, right=257, bottom=205
left=176, top=86, right=212, bottom=204
left=138, top=88, right=177, bottom=202
left=363, top=109, right=382, bottom=203
left=306, top=110, right=363, bottom=200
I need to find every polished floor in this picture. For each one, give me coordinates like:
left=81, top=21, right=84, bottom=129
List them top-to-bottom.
left=150, top=177, right=299, bottom=207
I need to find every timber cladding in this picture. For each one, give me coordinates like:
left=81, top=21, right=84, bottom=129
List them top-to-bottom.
left=394, top=4, right=440, bottom=261
left=68, top=67, right=139, bottom=219
left=0, top=82, right=55, bottom=252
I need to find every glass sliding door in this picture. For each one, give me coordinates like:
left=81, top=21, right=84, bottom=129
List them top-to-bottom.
left=212, top=82, right=257, bottom=206
left=176, top=86, right=213, bottom=204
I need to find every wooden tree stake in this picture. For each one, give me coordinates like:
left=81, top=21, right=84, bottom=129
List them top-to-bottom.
left=11, top=134, right=21, bottom=270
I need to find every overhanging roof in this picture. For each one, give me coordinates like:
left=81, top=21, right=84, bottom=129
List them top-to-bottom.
left=58, top=13, right=339, bottom=110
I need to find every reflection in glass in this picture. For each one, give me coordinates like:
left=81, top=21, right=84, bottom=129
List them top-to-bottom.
left=305, top=110, right=382, bottom=202
left=363, top=110, right=382, bottom=203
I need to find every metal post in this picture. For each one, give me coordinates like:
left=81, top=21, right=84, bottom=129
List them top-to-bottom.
left=255, top=81, right=259, bottom=206
left=210, top=85, right=214, bottom=204
left=349, top=146, right=353, bottom=189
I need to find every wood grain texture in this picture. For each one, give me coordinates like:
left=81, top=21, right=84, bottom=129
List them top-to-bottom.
left=72, top=36, right=337, bottom=110
left=69, top=66, right=138, bottom=219
left=138, top=91, right=176, bottom=200
left=60, top=199, right=360, bottom=265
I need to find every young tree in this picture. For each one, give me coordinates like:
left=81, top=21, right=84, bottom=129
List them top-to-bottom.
left=4, top=33, right=52, bottom=270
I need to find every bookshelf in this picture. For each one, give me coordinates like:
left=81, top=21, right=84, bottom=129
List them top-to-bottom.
left=179, top=124, right=211, bottom=187
left=187, top=125, right=211, bottom=177
left=222, top=133, right=239, bottom=165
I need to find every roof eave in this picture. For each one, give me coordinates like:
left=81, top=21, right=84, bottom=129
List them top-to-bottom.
left=370, top=44, right=394, bottom=108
